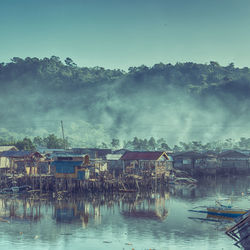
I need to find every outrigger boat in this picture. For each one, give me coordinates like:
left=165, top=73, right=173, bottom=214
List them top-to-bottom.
left=189, top=199, right=248, bottom=218
left=206, top=206, right=247, bottom=218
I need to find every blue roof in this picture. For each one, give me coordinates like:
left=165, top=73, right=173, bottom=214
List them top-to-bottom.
left=36, top=147, right=67, bottom=154
left=0, top=151, right=41, bottom=158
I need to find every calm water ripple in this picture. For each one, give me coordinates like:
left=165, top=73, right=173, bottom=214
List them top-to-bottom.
left=0, top=176, right=249, bottom=250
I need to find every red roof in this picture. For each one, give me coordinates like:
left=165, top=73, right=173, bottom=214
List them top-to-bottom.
left=121, top=151, right=169, bottom=161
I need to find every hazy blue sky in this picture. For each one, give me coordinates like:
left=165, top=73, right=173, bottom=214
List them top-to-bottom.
left=0, top=0, right=250, bottom=70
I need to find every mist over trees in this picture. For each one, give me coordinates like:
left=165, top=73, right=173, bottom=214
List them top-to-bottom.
left=0, top=56, right=250, bottom=146
left=0, top=134, right=69, bottom=151
left=1, top=135, right=250, bottom=152
left=121, top=137, right=250, bottom=152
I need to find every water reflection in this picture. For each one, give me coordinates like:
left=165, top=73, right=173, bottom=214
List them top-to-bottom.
left=0, top=176, right=249, bottom=249
left=121, top=193, right=169, bottom=221
left=0, top=198, right=43, bottom=222
left=54, top=199, right=102, bottom=228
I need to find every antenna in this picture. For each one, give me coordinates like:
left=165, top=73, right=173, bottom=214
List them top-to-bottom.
left=61, top=120, right=66, bottom=149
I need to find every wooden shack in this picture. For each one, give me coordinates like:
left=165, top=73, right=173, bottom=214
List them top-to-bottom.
left=0, top=146, right=18, bottom=174
left=0, top=150, right=43, bottom=175
left=218, top=150, right=250, bottom=174
left=120, top=151, right=172, bottom=177
left=173, top=151, right=202, bottom=172
left=194, top=151, right=219, bottom=175
left=106, top=153, right=123, bottom=177
left=51, top=154, right=90, bottom=180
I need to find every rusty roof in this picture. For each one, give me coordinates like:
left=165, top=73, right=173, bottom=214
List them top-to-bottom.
left=121, top=151, right=169, bottom=161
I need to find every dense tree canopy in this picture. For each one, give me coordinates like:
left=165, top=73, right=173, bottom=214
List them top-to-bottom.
left=0, top=56, right=250, bottom=146
left=1, top=56, right=249, bottom=95
left=0, top=134, right=69, bottom=151
left=1, top=135, right=250, bottom=152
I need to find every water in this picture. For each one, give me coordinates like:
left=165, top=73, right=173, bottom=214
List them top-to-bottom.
left=0, top=176, right=249, bottom=250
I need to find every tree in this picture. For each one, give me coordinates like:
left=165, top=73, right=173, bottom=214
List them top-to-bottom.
left=50, top=56, right=61, bottom=63
left=11, top=57, right=23, bottom=64
left=64, top=57, right=77, bottom=67
left=209, top=61, right=220, bottom=68
left=226, top=63, right=234, bottom=71
left=43, top=134, right=68, bottom=149
left=33, top=136, right=44, bottom=147
left=132, top=137, right=140, bottom=150
left=148, top=137, right=156, bottom=151
left=238, top=137, right=250, bottom=149
left=15, top=138, right=35, bottom=151
left=111, top=138, right=120, bottom=149
left=156, top=138, right=171, bottom=151
left=223, top=138, right=234, bottom=149
left=141, top=139, right=149, bottom=150
left=123, top=140, right=133, bottom=150
left=179, top=141, right=190, bottom=151
left=190, top=141, right=203, bottom=151
left=100, top=142, right=108, bottom=149
left=161, top=143, right=171, bottom=151
left=173, top=145, right=181, bottom=152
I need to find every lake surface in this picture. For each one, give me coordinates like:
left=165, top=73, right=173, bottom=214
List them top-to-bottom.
left=0, top=176, right=249, bottom=250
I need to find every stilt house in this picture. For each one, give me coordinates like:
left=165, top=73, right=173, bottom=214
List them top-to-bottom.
left=218, top=150, right=250, bottom=174
left=0, top=151, right=43, bottom=175
left=120, top=151, right=172, bottom=177
left=51, top=154, right=90, bottom=180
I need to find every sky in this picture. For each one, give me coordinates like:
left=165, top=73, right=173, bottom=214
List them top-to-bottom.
left=0, top=0, right=250, bottom=70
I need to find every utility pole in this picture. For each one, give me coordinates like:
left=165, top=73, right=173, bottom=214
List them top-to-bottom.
left=61, top=120, right=66, bottom=149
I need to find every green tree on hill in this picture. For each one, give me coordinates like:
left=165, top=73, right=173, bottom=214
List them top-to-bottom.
left=15, top=138, right=35, bottom=151
left=111, top=138, right=120, bottom=149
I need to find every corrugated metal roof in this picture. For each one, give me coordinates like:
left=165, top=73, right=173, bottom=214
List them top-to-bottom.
left=0, top=146, right=18, bottom=152
left=37, top=147, right=68, bottom=154
left=72, top=148, right=112, bottom=157
left=112, top=149, right=129, bottom=155
left=219, top=150, right=249, bottom=158
left=0, top=151, right=42, bottom=158
left=121, top=151, right=168, bottom=161
left=173, top=151, right=202, bottom=158
left=45, top=152, right=87, bottom=160
left=52, top=153, right=87, bottom=158
left=106, top=154, right=123, bottom=161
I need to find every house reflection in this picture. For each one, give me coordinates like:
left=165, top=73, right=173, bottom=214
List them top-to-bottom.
left=121, top=193, right=169, bottom=221
left=0, top=198, right=42, bottom=222
left=54, top=200, right=101, bottom=228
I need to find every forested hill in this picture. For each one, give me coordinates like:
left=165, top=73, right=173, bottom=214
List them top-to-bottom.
left=0, top=56, right=250, bottom=146
left=1, top=57, right=250, bottom=92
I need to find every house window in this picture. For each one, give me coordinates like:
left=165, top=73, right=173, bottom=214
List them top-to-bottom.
left=183, top=159, right=191, bottom=164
